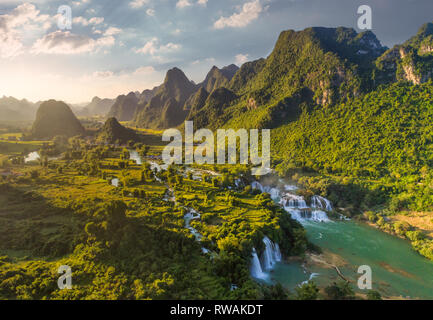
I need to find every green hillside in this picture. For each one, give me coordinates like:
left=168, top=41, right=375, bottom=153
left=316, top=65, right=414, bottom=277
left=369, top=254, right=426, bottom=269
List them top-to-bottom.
left=30, top=100, right=85, bottom=140
left=96, top=117, right=140, bottom=144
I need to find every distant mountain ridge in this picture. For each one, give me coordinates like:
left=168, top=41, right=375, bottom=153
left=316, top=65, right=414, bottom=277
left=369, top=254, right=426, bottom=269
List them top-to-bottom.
left=101, top=23, right=433, bottom=134
left=128, top=64, right=239, bottom=129
left=200, top=64, right=239, bottom=93
left=108, top=92, right=139, bottom=122
left=0, top=96, right=38, bottom=121
left=79, top=97, right=115, bottom=117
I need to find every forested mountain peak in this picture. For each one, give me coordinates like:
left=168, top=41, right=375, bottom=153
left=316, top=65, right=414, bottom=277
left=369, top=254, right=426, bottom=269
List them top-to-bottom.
left=375, top=22, right=433, bottom=85
left=201, top=64, right=239, bottom=93
left=133, top=68, right=196, bottom=129
left=107, top=92, right=139, bottom=122
left=31, top=100, right=84, bottom=139
left=96, top=117, right=139, bottom=144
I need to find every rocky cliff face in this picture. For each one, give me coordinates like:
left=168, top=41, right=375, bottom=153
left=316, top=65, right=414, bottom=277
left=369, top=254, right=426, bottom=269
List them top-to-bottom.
left=375, top=22, right=433, bottom=85
left=200, top=64, right=239, bottom=93
left=133, top=68, right=197, bottom=129
left=107, top=92, right=139, bottom=122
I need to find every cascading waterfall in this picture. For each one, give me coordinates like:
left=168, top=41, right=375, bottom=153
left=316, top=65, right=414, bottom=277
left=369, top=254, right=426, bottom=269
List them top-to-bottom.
left=128, top=150, right=142, bottom=165
left=24, top=151, right=40, bottom=163
left=111, top=178, right=119, bottom=187
left=251, top=181, right=265, bottom=192
left=251, top=182, right=281, bottom=201
left=284, top=184, right=298, bottom=191
left=266, top=188, right=280, bottom=201
left=279, top=193, right=332, bottom=223
left=280, top=193, right=308, bottom=209
left=311, top=195, right=333, bottom=211
left=184, top=209, right=211, bottom=253
left=310, top=211, right=330, bottom=222
left=262, top=236, right=282, bottom=270
left=250, top=237, right=282, bottom=279
left=250, top=248, right=267, bottom=280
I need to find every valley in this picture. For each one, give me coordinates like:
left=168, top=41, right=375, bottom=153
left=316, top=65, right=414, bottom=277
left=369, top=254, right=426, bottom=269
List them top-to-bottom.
left=2, top=21, right=433, bottom=300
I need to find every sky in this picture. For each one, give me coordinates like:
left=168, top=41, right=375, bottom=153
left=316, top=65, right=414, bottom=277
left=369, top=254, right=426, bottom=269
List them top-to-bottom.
left=0, top=0, right=432, bottom=104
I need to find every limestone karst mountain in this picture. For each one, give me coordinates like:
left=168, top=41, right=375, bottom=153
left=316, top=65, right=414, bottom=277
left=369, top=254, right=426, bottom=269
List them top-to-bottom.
left=375, top=22, right=433, bottom=85
left=133, top=67, right=197, bottom=129
left=107, top=92, right=139, bottom=122
left=0, top=96, right=38, bottom=121
left=79, top=97, right=115, bottom=117
left=31, top=100, right=85, bottom=139
left=96, top=117, right=139, bottom=144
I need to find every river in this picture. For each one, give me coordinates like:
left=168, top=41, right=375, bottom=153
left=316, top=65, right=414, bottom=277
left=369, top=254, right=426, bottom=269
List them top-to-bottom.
left=126, top=150, right=433, bottom=299
left=251, top=181, right=433, bottom=299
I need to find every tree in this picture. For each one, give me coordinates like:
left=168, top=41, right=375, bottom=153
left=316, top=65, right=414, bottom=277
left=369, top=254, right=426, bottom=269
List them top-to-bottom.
left=103, top=200, right=127, bottom=231
left=296, top=281, right=319, bottom=300
left=324, top=281, right=355, bottom=300
left=366, top=290, right=382, bottom=300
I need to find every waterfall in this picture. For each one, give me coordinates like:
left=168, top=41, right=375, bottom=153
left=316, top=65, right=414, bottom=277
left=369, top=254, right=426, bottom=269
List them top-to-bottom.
left=128, top=150, right=142, bottom=165
left=24, top=151, right=40, bottom=163
left=148, top=161, right=168, bottom=172
left=111, top=178, right=119, bottom=187
left=251, top=181, right=265, bottom=192
left=252, top=182, right=281, bottom=201
left=284, top=184, right=298, bottom=191
left=266, top=187, right=280, bottom=201
left=278, top=192, right=334, bottom=223
left=280, top=193, right=308, bottom=209
left=311, top=195, right=333, bottom=211
left=184, top=208, right=209, bottom=250
left=283, top=208, right=330, bottom=223
left=284, top=208, right=303, bottom=221
left=310, top=210, right=330, bottom=222
left=262, top=236, right=282, bottom=270
left=250, top=248, right=267, bottom=280
left=300, top=273, right=320, bottom=286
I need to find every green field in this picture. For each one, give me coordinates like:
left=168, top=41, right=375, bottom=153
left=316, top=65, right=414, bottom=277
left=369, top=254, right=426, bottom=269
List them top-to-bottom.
left=0, top=137, right=307, bottom=300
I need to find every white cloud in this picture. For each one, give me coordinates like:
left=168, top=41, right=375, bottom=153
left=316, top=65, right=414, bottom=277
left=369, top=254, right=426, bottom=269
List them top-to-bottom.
left=72, top=0, right=90, bottom=6
left=129, top=0, right=149, bottom=9
left=176, top=0, right=192, bottom=9
left=177, top=0, right=207, bottom=9
left=197, top=0, right=208, bottom=6
left=214, top=0, right=263, bottom=29
left=0, top=3, right=52, bottom=58
left=146, top=9, right=156, bottom=16
left=73, top=16, right=104, bottom=26
left=104, top=27, right=122, bottom=36
left=172, top=28, right=182, bottom=35
left=31, top=30, right=116, bottom=55
left=0, top=36, right=24, bottom=59
left=135, top=37, right=158, bottom=55
left=135, top=38, right=181, bottom=56
left=160, top=42, right=181, bottom=52
left=235, top=53, right=249, bottom=65
left=191, top=57, right=215, bottom=65
left=134, top=66, right=156, bottom=75
left=92, top=70, right=114, bottom=78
